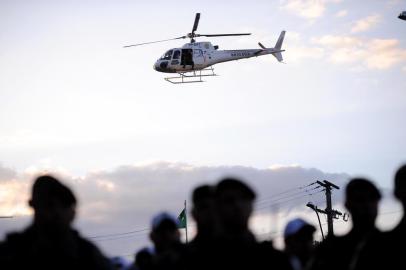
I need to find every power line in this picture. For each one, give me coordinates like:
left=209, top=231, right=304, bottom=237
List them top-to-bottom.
left=255, top=182, right=317, bottom=204
left=256, top=185, right=322, bottom=207
left=255, top=189, right=325, bottom=211
left=89, top=228, right=150, bottom=239
left=92, top=232, right=150, bottom=242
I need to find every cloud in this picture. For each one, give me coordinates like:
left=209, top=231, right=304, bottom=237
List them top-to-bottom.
left=280, top=0, right=341, bottom=20
left=281, top=0, right=325, bottom=19
left=387, top=0, right=403, bottom=8
left=335, top=9, right=348, bottom=17
left=351, top=14, right=381, bottom=33
left=276, top=31, right=325, bottom=63
left=312, top=35, right=406, bottom=70
left=365, top=39, right=406, bottom=69
left=286, top=45, right=325, bottom=63
left=0, top=161, right=350, bottom=256
left=0, top=164, right=17, bottom=182
left=0, top=165, right=31, bottom=218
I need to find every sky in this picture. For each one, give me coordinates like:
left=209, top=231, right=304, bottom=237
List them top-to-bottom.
left=0, top=0, right=406, bottom=259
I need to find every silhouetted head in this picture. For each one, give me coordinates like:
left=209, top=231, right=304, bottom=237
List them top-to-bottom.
left=394, top=164, right=406, bottom=205
left=29, top=175, right=76, bottom=230
left=215, top=178, right=256, bottom=232
left=345, top=178, right=381, bottom=230
left=192, top=184, right=217, bottom=235
left=149, top=212, right=180, bottom=253
left=284, top=218, right=316, bottom=266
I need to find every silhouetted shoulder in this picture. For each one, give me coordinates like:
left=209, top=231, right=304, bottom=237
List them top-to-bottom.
left=0, top=227, right=111, bottom=270
left=73, top=230, right=112, bottom=270
left=307, top=235, right=343, bottom=270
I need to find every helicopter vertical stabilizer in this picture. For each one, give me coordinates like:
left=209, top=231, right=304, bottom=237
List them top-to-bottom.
left=275, top=31, right=285, bottom=50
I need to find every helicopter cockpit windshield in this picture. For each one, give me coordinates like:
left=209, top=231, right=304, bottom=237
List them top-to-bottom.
left=160, top=50, right=173, bottom=60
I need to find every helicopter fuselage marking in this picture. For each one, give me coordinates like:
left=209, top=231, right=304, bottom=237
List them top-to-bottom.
left=230, top=51, right=251, bottom=57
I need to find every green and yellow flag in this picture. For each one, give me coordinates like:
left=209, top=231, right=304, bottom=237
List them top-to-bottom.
left=177, top=208, right=187, bottom=229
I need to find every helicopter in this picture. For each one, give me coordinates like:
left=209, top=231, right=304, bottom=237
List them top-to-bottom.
left=399, top=11, right=406, bottom=20
left=124, top=13, right=286, bottom=83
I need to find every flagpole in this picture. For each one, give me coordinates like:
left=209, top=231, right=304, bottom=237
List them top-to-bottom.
left=185, top=199, right=188, bottom=244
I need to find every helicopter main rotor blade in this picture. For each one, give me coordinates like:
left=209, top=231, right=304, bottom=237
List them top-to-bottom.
left=192, top=13, right=201, bottom=34
left=197, top=33, right=251, bottom=37
left=123, top=36, right=186, bottom=48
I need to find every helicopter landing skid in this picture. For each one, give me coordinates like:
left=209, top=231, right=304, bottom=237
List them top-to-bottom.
left=164, top=67, right=218, bottom=84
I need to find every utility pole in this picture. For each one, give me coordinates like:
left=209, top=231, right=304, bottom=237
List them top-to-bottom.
left=307, top=180, right=343, bottom=237
left=184, top=200, right=188, bottom=244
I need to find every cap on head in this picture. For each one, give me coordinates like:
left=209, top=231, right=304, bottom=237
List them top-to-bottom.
left=31, top=175, right=76, bottom=208
left=216, top=177, right=256, bottom=201
left=345, top=178, right=381, bottom=203
left=192, top=184, right=215, bottom=205
left=151, top=212, right=179, bottom=232
left=284, top=218, right=316, bottom=238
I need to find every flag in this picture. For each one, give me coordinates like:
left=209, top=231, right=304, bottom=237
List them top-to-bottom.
left=177, top=208, right=187, bottom=229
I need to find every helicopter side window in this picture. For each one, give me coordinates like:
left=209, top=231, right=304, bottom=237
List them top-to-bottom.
left=160, top=50, right=173, bottom=60
left=172, top=50, right=180, bottom=60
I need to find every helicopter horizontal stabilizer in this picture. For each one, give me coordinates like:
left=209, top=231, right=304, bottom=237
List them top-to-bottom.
left=272, top=51, right=283, bottom=62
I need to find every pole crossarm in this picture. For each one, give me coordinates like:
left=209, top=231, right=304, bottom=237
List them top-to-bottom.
left=316, top=180, right=340, bottom=190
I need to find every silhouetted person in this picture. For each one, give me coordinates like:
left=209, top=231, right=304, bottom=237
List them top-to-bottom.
left=181, top=49, right=194, bottom=69
left=361, top=164, right=406, bottom=270
left=385, top=164, right=406, bottom=269
left=0, top=175, right=111, bottom=270
left=213, top=178, right=292, bottom=270
left=216, top=178, right=256, bottom=238
left=308, top=178, right=381, bottom=270
left=191, top=184, right=218, bottom=243
left=180, top=185, right=219, bottom=270
left=135, top=212, right=184, bottom=270
left=150, top=212, right=181, bottom=254
left=284, top=218, right=316, bottom=270
left=131, top=247, right=154, bottom=270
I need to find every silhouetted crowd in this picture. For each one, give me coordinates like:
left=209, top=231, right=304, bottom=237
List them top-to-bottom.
left=1, top=164, right=406, bottom=270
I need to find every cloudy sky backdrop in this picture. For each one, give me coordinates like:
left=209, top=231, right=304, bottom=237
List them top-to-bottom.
left=1, top=0, right=405, bottom=258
